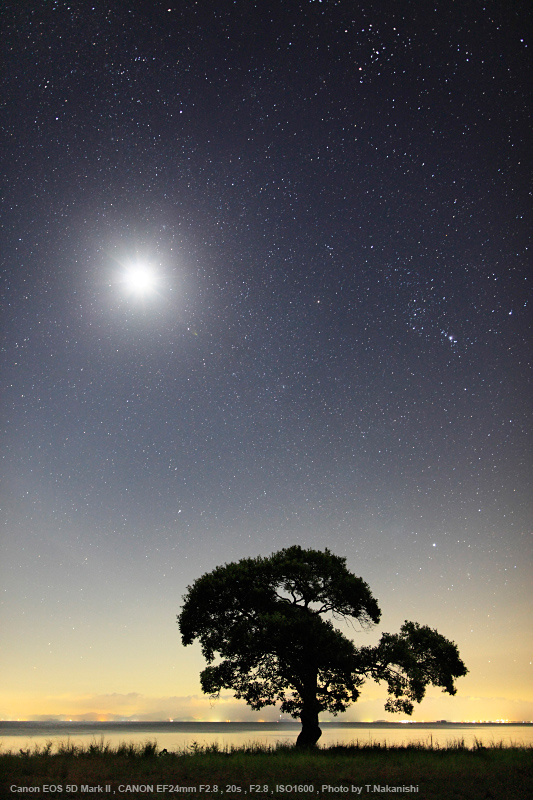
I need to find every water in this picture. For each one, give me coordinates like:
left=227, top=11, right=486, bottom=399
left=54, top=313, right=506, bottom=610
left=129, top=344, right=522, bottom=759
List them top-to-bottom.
left=1, top=721, right=531, bottom=753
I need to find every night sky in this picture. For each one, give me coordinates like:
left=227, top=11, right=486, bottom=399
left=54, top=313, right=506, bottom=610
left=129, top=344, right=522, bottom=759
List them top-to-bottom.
left=1, top=1, right=531, bottom=723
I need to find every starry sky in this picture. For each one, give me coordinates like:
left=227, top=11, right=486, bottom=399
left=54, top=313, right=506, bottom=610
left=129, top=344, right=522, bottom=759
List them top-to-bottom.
left=1, top=0, right=531, bottom=723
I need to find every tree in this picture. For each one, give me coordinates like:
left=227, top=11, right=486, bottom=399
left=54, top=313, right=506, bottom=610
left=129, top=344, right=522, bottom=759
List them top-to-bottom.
left=177, top=546, right=467, bottom=746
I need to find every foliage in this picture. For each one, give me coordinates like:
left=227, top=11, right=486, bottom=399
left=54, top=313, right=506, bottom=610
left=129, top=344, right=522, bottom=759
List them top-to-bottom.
left=178, top=546, right=467, bottom=744
left=358, top=620, right=468, bottom=714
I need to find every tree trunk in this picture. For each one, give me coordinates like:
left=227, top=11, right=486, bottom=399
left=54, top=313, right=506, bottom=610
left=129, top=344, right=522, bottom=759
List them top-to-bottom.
left=296, top=705, right=322, bottom=747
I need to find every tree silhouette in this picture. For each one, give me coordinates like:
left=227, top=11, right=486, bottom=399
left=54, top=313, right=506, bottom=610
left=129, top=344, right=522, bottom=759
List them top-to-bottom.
left=178, top=546, right=467, bottom=746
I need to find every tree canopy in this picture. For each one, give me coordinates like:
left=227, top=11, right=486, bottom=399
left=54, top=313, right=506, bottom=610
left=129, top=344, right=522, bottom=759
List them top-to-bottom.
left=178, top=545, right=467, bottom=746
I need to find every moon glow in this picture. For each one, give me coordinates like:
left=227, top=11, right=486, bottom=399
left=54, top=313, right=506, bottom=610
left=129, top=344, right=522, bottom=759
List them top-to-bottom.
left=122, top=263, right=159, bottom=296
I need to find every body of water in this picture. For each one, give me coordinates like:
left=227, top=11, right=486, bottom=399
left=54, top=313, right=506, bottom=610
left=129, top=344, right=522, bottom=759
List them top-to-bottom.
left=0, top=721, right=531, bottom=753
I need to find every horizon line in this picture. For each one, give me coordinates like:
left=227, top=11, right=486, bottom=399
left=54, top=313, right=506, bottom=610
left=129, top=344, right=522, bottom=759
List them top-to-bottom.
left=2, top=718, right=532, bottom=725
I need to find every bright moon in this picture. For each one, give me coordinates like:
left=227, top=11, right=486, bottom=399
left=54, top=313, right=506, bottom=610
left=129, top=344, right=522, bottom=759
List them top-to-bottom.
left=122, top=264, right=158, bottom=295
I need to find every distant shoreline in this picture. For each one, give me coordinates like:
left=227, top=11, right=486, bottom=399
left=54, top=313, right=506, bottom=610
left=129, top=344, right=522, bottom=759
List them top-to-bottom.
left=2, top=720, right=532, bottom=731
left=2, top=720, right=531, bottom=724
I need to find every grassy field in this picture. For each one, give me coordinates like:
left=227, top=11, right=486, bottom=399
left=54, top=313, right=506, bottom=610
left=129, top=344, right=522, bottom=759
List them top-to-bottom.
left=1, top=739, right=531, bottom=799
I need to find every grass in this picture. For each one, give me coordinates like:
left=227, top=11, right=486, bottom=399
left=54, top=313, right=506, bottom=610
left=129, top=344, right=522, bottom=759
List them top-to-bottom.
left=0, top=738, right=531, bottom=799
